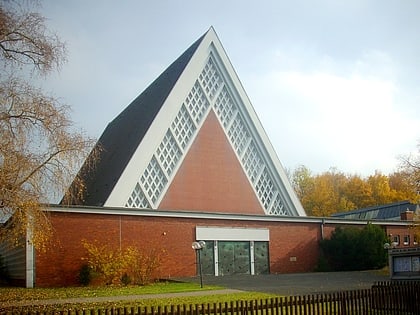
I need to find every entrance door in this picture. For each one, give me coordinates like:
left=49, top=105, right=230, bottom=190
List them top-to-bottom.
left=200, top=241, right=214, bottom=275
left=218, top=241, right=250, bottom=275
left=254, top=241, right=269, bottom=274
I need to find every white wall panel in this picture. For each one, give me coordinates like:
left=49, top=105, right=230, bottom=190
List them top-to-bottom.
left=196, top=226, right=269, bottom=241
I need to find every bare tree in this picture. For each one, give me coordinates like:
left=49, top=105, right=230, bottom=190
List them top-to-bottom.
left=0, top=1, right=98, bottom=249
left=0, top=1, right=66, bottom=75
left=398, top=141, right=420, bottom=199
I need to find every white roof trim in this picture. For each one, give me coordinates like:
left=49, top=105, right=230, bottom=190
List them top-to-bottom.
left=47, top=205, right=411, bottom=227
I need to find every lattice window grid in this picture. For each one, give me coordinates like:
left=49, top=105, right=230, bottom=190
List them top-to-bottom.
left=199, top=57, right=223, bottom=100
left=185, top=81, right=210, bottom=125
left=214, top=86, right=237, bottom=128
left=171, top=105, right=196, bottom=150
left=227, top=114, right=251, bottom=156
left=156, top=130, right=182, bottom=176
left=242, top=141, right=265, bottom=183
left=140, top=156, right=168, bottom=204
left=255, top=168, right=275, bottom=211
left=126, top=183, right=150, bottom=208
left=268, top=193, right=287, bottom=216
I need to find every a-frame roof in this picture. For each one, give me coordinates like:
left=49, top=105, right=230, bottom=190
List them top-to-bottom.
left=63, top=27, right=306, bottom=216
left=63, top=33, right=206, bottom=207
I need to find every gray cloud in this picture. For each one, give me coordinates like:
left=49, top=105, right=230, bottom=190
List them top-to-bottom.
left=39, top=0, right=420, bottom=175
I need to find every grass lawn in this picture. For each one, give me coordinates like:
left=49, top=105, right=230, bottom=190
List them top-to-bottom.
left=0, top=281, right=276, bottom=313
left=1, top=282, right=220, bottom=302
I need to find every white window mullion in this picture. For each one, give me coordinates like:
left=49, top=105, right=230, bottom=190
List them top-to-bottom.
left=224, top=106, right=238, bottom=132
left=239, top=137, right=253, bottom=160
left=255, top=165, right=266, bottom=186
left=266, top=190, right=279, bottom=215
left=214, top=240, right=219, bottom=276
left=250, top=241, right=255, bottom=276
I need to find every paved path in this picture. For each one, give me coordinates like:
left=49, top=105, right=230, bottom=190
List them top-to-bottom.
left=180, top=270, right=389, bottom=295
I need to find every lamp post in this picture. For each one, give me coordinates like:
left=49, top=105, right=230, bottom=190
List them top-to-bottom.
left=192, top=240, right=206, bottom=288
left=384, top=241, right=398, bottom=278
left=383, top=242, right=398, bottom=250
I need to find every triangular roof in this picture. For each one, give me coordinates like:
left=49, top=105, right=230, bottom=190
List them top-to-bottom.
left=63, top=27, right=306, bottom=216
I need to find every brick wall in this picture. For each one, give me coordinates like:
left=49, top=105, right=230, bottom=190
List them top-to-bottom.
left=35, top=211, right=415, bottom=287
left=36, top=212, right=323, bottom=286
left=268, top=222, right=321, bottom=273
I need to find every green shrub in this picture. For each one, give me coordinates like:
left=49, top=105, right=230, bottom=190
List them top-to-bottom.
left=320, top=223, right=388, bottom=271
left=81, top=240, right=164, bottom=286
left=314, top=254, right=331, bottom=272
left=78, top=264, right=92, bottom=286
left=121, top=273, right=131, bottom=286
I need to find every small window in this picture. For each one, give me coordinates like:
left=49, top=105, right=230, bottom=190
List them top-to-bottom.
left=392, top=235, right=400, bottom=246
left=403, top=235, right=410, bottom=246
left=414, top=235, right=418, bottom=245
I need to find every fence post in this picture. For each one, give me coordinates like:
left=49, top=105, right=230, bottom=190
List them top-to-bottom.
left=340, top=291, right=346, bottom=315
left=278, top=296, right=284, bottom=315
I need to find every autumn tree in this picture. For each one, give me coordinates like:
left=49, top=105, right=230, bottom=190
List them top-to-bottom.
left=0, top=1, right=97, bottom=249
left=397, top=141, right=420, bottom=203
left=397, top=141, right=420, bottom=240
left=290, top=165, right=315, bottom=214
left=292, top=165, right=419, bottom=217
left=292, top=168, right=351, bottom=216
left=389, top=171, right=419, bottom=204
left=307, top=172, right=340, bottom=216
left=366, top=172, right=397, bottom=205
left=341, top=175, right=374, bottom=208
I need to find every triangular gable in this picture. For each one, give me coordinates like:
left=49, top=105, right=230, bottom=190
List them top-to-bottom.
left=66, top=27, right=305, bottom=216
left=159, top=110, right=265, bottom=215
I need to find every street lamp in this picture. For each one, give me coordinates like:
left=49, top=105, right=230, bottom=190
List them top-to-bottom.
left=192, top=240, right=206, bottom=288
left=383, top=241, right=399, bottom=279
left=383, top=242, right=398, bottom=250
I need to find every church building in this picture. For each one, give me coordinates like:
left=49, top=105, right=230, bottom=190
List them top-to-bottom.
left=1, top=27, right=414, bottom=287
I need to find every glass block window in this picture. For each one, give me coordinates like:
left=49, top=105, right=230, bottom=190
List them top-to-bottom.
left=199, top=56, right=223, bottom=100
left=185, top=81, right=210, bottom=125
left=214, top=86, right=237, bottom=128
left=171, top=105, right=196, bottom=149
left=227, top=114, right=251, bottom=156
left=156, top=130, right=182, bottom=176
left=242, top=141, right=264, bottom=183
left=140, top=156, right=168, bottom=204
left=255, top=168, right=275, bottom=210
left=126, top=183, right=150, bottom=208
left=269, top=193, right=287, bottom=215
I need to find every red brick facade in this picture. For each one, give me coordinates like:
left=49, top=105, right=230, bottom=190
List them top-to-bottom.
left=159, top=111, right=264, bottom=215
left=35, top=210, right=415, bottom=287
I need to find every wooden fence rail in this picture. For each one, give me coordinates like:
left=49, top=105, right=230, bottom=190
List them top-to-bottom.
left=2, top=281, right=420, bottom=315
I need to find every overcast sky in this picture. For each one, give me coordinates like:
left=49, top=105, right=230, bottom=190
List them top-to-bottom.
left=38, top=0, right=419, bottom=177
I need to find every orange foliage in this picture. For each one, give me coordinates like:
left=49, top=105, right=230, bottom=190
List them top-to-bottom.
left=292, top=166, right=418, bottom=216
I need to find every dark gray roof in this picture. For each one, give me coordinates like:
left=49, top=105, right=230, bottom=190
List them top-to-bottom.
left=62, top=31, right=207, bottom=206
left=331, top=200, right=418, bottom=220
